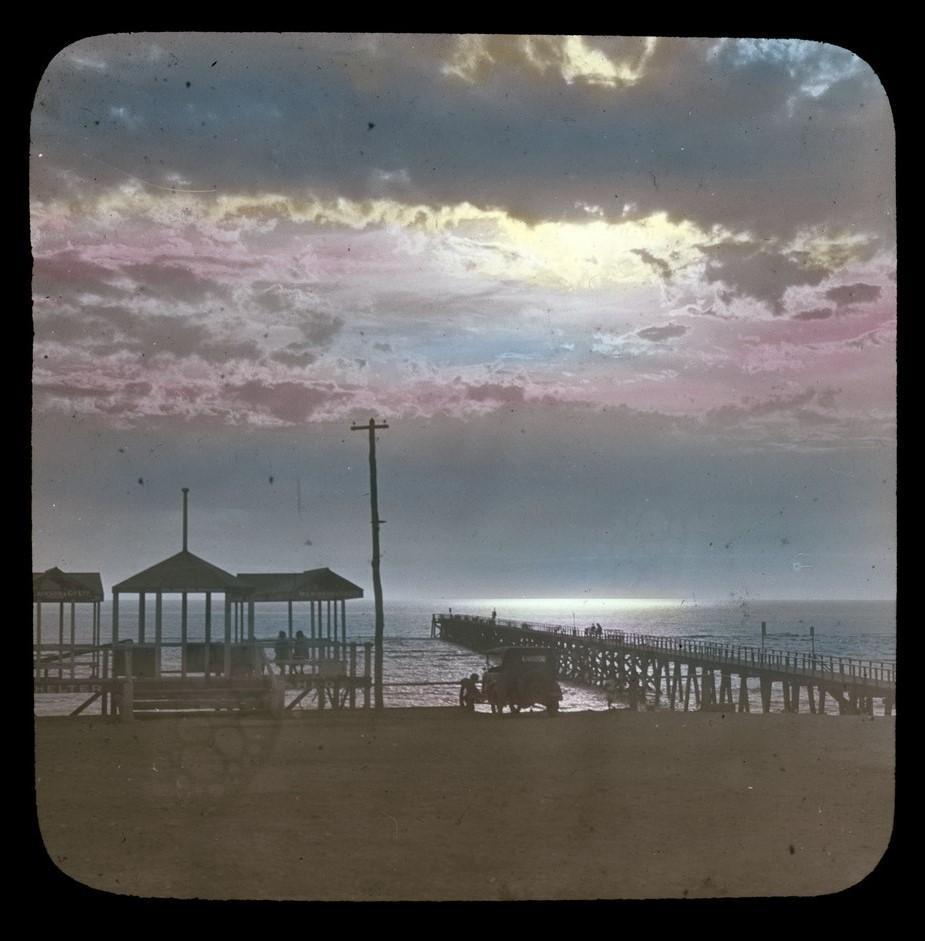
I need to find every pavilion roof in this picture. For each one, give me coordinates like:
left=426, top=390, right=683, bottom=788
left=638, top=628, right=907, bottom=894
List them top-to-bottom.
left=111, top=550, right=241, bottom=594
left=33, top=567, right=104, bottom=603
left=230, top=568, right=364, bottom=602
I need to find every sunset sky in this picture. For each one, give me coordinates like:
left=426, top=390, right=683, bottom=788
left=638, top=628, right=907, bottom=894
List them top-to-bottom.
left=30, top=34, right=896, bottom=599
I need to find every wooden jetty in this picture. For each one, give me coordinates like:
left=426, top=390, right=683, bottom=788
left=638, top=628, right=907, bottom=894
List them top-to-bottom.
left=433, top=614, right=896, bottom=716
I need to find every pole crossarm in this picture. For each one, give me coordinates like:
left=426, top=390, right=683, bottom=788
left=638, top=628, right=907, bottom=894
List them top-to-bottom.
left=350, top=422, right=390, bottom=432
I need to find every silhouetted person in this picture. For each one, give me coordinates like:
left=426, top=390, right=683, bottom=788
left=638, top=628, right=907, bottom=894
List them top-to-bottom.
left=491, top=608, right=497, bottom=622
left=293, top=630, right=309, bottom=674
left=274, top=631, right=291, bottom=676
left=459, top=673, right=481, bottom=712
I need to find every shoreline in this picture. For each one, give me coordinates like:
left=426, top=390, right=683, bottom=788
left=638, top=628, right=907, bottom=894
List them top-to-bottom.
left=35, top=708, right=894, bottom=900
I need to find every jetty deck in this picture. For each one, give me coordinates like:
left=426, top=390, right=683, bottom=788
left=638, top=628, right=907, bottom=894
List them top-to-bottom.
left=434, top=614, right=896, bottom=716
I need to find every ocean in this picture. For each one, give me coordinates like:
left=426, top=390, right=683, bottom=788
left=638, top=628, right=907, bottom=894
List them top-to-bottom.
left=33, top=597, right=896, bottom=715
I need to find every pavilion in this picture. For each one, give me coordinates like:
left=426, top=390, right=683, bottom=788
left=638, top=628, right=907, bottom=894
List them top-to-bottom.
left=109, top=488, right=242, bottom=678
left=33, top=567, right=104, bottom=678
left=229, top=568, right=364, bottom=644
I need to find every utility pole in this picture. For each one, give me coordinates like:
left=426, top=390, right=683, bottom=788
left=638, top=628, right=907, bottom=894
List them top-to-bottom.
left=351, top=417, right=389, bottom=709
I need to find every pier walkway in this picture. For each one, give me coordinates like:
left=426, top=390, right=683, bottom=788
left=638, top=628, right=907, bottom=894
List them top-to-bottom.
left=433, top=614, right=896, bottom=716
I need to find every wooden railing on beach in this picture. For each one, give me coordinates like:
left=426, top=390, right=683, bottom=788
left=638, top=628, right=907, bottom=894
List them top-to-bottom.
left=33, top=638, right=374, bottom=719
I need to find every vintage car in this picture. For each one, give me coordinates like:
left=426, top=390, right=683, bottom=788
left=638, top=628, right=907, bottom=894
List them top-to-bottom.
left=482, top=647, right=562, bottom=715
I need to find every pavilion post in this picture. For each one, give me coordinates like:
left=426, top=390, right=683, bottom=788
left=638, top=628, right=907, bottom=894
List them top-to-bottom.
left=182, top=487, right=189, bottom=550
left=112, top=592, right=120, bottom=645
left=138, top=592, right=146, bottom=644
left=181, top=592, right=188, bottom=679
left=205, top=592, right=212, bottom=679
left=154, top=593, right=162, bottom=679
left=224, top=595, right=232, bottom=677
left=341, top=599, right=347, bottom=644
left=288, top=600, right=293, bottom=639
left=326, top=600, right=332, bottom=640
left=333, top=600, right=338, bottom=644
left=310, top=601, right=316, bottom=640
left=35, top=602, right=42, bottom=679
left=58, top=602, right=64, bottom=680
left=69, top=602, right=76, bottom=679
left=93, top=602, right=99, bottom=678
left=248, top=602, right=255, bottom=641
left=122, top=642, right=134, bottom=723
left=349, top=643, right=357, bottom=708
left=102, top=647, right=110, bottom=714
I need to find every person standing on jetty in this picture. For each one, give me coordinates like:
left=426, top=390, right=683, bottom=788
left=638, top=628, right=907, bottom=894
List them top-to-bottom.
left=274, top=631, right=291, bottom=677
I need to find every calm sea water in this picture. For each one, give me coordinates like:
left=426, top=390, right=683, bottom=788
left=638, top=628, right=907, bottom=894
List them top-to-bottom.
left=34, top=597, right=895, bottom=715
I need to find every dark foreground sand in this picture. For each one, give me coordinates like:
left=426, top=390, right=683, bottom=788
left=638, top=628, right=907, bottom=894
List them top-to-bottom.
left=35, top=708, right=894, bottom=901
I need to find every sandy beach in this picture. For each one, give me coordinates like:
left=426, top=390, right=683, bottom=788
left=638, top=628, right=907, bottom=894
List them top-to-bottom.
left=35, top=709, right=894, bottom=901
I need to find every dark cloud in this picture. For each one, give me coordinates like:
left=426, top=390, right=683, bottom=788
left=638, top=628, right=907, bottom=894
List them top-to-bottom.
left=32, top=35, right=894, bottom=243
left=701, top=243, right=830, bottom=314
left=632, top=248, right=673, bottom=281
left=33, top=250, right=123, bottom=299
left=35, top=252, right=233, bottom=310
left=154, top=253, right=262, bottom=270
left=120, top=262, right=230, bottom=303
left=251, top=281, right=321, bottom=312
left=824, top=283, right=882, bottom=307
left=35, top=304, right=262, bottom=363
left=683, top=305, right=734, bottom=321
left=792, top=307, right=834, bottom=321
left=296, top=312, right=344, bottom=346
left=636, top=323, right=687, bottom=342
left=845, top=329, right=888, bottom=349
left=270, top=344, right=319, bottom=368
left=34, top=379, right=154, bottom=404
left=225, top=380, right=349, bottom=423
left=36, top=381, right=121, bottom=399
left=464, top=383, right=526, bottom=404
left=706, top=389, right=828, bottom=427
left=794, top=408, right=842, bottom=426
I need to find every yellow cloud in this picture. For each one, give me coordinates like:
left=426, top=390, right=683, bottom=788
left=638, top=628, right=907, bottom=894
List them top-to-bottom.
left=441, top=35, right=495, bottom=83
left=443, top=35, right=658, bottom=88
left=558, top=36, right=657, bottom=87
left=34, top=185, right=871, bottom=294
left=33, top=186, right=721, bottom=288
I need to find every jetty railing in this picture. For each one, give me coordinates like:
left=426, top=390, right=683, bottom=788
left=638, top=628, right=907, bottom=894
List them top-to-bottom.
left=440, top=615, right=896, bottom=685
